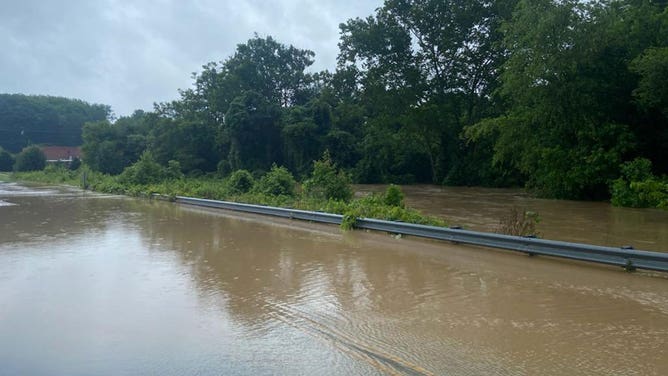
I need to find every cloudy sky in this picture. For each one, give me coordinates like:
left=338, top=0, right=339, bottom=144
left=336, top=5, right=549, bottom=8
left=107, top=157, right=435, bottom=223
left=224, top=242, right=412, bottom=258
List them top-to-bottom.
left=1, top=0, right=381, bottom=116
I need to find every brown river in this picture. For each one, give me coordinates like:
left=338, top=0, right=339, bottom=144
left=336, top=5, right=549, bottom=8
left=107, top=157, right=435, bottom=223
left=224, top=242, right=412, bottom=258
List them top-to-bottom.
left=1, top=182, right=667, bottom=375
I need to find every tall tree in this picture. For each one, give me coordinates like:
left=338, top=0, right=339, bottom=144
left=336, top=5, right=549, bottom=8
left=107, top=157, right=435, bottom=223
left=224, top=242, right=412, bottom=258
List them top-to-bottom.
left=338, top=0, right=516, bottom=183
left=466, top=0, right=668, bottom=199
left=222, top=91, right=282, bottom=172
left=82, top=111, right=149, bottom=174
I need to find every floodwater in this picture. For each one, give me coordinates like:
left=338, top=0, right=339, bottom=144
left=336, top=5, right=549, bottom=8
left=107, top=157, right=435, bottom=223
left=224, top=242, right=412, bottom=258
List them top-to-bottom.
left=1, top=182, right=667, bottom=375
left=357, top=184, right=668, bottom=253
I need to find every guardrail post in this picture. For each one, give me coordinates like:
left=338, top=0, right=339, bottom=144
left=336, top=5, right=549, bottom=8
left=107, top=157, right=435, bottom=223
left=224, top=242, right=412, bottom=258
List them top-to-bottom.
left=621, top=246, right=636, bottom=272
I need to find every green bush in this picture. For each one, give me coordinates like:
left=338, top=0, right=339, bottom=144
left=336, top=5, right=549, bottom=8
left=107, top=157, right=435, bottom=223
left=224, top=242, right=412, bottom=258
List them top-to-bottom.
left=14, top=146, right=46, bottom=172
left=0, top=148, right=14, bottom=171
left=302, top=151, right=353, bottom=202
left=119, top=152, right=168, bottom=185
left=69, top=157, right=82, bottom=171
left=620, top=157, right=653, bottom=182
left=611, top=158, right=668, bottom=208
left=12, top=160, right=450, bottom=232
left=166, top=160, right=184, bottom=180
left=254, top=164, right=296, bottom=197
left=227, top=169, right=254, bottom=194
left=383, top=184, right=405, bottom=208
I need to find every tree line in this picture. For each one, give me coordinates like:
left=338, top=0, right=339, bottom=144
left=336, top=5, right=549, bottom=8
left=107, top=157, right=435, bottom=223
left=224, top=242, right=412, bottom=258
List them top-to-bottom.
left=6, top=0, right=668, bottom=206
left=0, top=94, right=110, bottom=152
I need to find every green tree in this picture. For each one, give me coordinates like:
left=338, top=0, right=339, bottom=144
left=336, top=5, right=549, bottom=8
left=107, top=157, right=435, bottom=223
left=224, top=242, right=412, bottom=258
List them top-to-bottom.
left=338, top=0, right=516, bottom=184
left=466, top=0, right=652, bottom=199
left=631, top=47, right=668, bottom=116
left=222, top=91, right=282, bottom=171
left=0, top=94, right=110, bottom=152
left=82, top=110, right=149, bottom=174
left=147, top=116, right=218, bottom=173
left=14, top=145, right=46, bottom=171
left=0, top=148, right=14, bottom=171
left=69, top=157, right=81, bottom=171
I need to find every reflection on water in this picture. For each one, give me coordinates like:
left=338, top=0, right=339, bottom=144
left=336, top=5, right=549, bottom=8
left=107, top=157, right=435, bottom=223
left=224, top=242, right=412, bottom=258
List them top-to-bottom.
left=1, top=182, right=667, bottom=375
left=357, top=184, right=668, bottom=252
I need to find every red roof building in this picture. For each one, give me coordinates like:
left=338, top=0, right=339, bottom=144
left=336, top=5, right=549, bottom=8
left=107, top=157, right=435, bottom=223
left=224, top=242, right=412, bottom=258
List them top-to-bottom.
left=41, top=146, right=81, bottom=162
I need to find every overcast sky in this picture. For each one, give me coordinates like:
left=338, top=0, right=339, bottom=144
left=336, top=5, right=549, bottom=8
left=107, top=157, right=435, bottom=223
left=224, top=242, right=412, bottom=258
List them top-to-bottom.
left=0, top=0, right=381, bottom=117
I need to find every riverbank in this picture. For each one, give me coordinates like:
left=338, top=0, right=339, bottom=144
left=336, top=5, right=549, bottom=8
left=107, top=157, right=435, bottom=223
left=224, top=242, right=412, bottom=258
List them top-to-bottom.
left=6, top=167, right=447, bottom=230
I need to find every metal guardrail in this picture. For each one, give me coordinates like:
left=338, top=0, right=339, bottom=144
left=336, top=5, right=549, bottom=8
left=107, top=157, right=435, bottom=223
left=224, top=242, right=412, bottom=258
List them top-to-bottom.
left=170, top=195, right=668, bottom=273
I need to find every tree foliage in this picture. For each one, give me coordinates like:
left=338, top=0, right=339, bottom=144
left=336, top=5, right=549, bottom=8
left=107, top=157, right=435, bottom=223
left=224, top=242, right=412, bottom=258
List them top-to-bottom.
left=467, top=0, right=667, bottom=199
left=7, top=1, right=663, bottom=207
left=0, top=94, right=110, bottom=152
left=82, top=111, right=149, bottom=174
left=14, top=145, right=46, bottom=172
left=0, top=148, right=14, bottom=171
left=303, top=151, right=353, bottom=202
left=118, top=152, right=171, bottom=185
left=254, top=164, right=297, bottom=197
left=227, top=169, right=255, bottom=194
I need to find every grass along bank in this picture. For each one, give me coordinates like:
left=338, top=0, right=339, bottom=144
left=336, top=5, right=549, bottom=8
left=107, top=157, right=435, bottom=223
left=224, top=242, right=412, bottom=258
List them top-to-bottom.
left=10, top=156, right=447, bottom=230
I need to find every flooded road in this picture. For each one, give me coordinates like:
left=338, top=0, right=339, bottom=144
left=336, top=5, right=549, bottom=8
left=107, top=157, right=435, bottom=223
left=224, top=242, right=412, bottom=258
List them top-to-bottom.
left=1, top=182, right=667, bottom=375
left=357, top=185, right=668, bottom=253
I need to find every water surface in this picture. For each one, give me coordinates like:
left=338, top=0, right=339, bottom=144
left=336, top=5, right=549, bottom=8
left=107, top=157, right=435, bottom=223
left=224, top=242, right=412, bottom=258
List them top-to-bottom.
left=1, top=182, right=667, bottom=375
left=357, top=184, right=668, bottom=252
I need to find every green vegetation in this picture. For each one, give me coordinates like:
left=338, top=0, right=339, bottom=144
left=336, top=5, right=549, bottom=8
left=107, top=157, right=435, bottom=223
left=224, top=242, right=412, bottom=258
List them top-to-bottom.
left=3, top=0, right=668, bottom=210
left=0, top=94, right=110, bottom=153
left=13, top=146, right=46, bottom=172
left=0, top=147, right=14, bottom=171
left=303, top=151, right=353, bottom=202
left=611, top=158, right=668, bottom=209
left=11, top=164, right=81, bottom=185
left=254, top=164, right=297, bottom=197
left=10, top=165, right=446, bottom=230
left=226, top=169, right=254, bottom=194
left=383, top=184, right=405, bottom=208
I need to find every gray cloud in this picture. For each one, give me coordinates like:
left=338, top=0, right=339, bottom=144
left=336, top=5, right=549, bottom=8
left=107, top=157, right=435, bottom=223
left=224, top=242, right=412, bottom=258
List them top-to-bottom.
left=0, top=0, right=381, bottom=116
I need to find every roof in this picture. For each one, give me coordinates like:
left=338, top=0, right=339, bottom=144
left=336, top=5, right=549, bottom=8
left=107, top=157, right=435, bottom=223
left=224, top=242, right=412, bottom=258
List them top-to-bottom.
left=40, top=146, right=81, bottom=161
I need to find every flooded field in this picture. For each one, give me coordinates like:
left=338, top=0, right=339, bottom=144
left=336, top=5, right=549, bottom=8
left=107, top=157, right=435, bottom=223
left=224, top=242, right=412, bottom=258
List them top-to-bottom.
left=1, top=182, right=667, bottom=375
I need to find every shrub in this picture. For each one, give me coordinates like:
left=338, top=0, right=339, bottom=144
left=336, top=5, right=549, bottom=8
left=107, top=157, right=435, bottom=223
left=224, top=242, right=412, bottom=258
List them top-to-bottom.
left=14, top=145, right=46, bottom=172
left=0, top=148, right=14, bottom=171
left=302, top=151, right=353, bottom=202
left=119, top=152, right=168, bottom=185
left=69, top=157, right=82, bottom=171
left=611, top=158, right=668, bottom=208
left=620, top=158, right=653, bottom=182
left=166, top=160, right=184, bottom=180
left=254, top=164, right=296, bottom=197
left=227, top=169, right=254, bottom=194
left=383, top=184, right=404, bottom=208
left=317, top=193, right=446, bottom=230
left=497, top=207, right=541, bottom=237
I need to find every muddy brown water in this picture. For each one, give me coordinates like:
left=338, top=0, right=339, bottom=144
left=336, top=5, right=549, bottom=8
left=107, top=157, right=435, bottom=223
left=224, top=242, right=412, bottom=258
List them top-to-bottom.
left=1, top=182, right=667, bottom=375
left=357, top=184, right=668, bottom=253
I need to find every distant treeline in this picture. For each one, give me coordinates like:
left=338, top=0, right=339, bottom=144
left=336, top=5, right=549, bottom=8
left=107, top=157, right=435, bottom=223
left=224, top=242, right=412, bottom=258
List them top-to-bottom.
left=8, top=0, right=668, bottom=203
left=0, top=94, right=110, bottom=152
